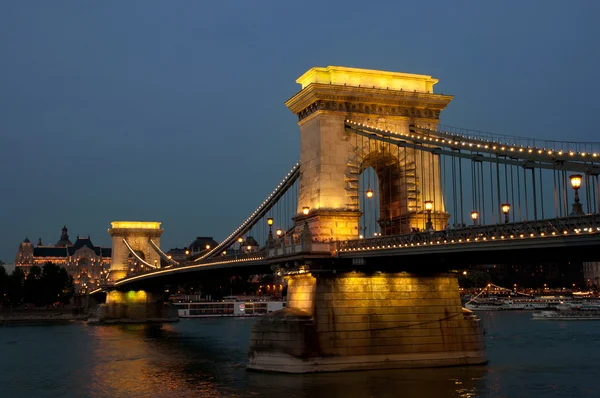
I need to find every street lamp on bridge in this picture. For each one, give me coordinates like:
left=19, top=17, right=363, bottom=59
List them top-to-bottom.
left=570, top=174, right=584, bottom=216
left=366, top=188, right=374, bottom=199
left=424, top=200, right=434, bottom=231
left=501, top=203, right=511, bottom=223
left=301, top=206, right=312, bottom=243
left=471, top=210, right=479, bottom=225
left=267, top=217, right=274, bottom=247
left=237, top=237, right=243, bottom=258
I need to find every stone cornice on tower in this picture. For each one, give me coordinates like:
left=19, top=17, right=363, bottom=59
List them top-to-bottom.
left=286, top=66, right=452, bottom=123
left=286, top=83, right=453, bottom=123
left=107, top=221, right=164, bottom=238
left=107, top=228, right=164, bottom=237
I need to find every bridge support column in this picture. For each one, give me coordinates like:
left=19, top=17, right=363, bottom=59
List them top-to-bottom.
left=297, top=210, right=362, bottom=243
left=248, top=271, right=486, bottom=373
left=90, top=290, right=178, bottom=324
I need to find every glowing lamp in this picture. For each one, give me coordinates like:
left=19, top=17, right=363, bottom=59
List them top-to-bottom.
left=569, top=174, right=584, bottom=215
left=570, top=174, right=582, bottom=189
left=366, top=188, right=374, bottom=199
left=424, top=200, right=433, bottom=212
left=424, top=200, right=434, bottom=231
left=501, top=203, right=511, bottom=223
left=302, top=206, right=310, bottom=216
left=471, top=211, right=479, bottom=223
left=267, top=217, right=274, bottom=226
left=276, top=228, right=282, bottom=236
left=238, top=237, right=243, bottom=244
left=247, top=245, right=251, bottom=251
left=185, top=250, right=189, bottom=255
left=222, top=251, right=227, bottom=255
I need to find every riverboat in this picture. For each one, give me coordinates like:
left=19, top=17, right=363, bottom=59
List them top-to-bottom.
left=464, top=283, right=600, bottom=311
left=465, top=297, right=565, bottom=311
left=174, top=300, right=285, bottom=318
left=464, top=300, right=512, bottom=311
left=532, top=304, right=600, bottom=320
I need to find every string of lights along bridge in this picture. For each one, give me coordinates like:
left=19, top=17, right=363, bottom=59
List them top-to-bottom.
left=113, top=65, right=600, bottom=278
left=194, top=122, right=599, bottom=263
left=113, top=127, right=600, bottom=282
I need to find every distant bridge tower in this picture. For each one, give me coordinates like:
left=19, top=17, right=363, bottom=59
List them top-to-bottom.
left=286, top=66, right=452, bottom=239
left=107, top=221, right=164, bottom=282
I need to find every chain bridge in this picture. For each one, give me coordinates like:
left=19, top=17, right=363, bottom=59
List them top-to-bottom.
left=96, top=66, right=600, bottom=373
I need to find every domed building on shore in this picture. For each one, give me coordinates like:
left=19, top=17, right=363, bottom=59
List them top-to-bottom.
left=15, top=225, right=111, bottom=293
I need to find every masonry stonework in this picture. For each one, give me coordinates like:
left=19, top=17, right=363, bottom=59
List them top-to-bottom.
left=247, top=66, right=486, bottom=373
left=286, top=66, right=453, bottom=239
left=107, top=221, right=164, bottom=282
left=248, top=271, right=487, bottom=373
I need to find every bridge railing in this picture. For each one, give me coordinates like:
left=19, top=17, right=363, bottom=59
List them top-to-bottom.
left=338, top=214, right=600, bottom=253
left=266, top=241, right=332, bottom=258
left=192, top=250, right=267, bottom=266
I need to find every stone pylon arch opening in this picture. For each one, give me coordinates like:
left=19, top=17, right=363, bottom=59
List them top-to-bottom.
left=349, top=135, right=452, bottom=236
left=356, top=142, right=423, bottom=236
left=128, top=250, right=147, bottom=274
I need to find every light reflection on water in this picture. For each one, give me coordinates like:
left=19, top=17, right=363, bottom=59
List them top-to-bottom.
left=0, top=312, right=599, bottom=397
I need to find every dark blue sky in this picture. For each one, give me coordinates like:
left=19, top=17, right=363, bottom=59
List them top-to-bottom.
left=1, top=1, right=599, bottom=262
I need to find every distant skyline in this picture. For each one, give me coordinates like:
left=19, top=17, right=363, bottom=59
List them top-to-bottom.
left=1, top=1, right=600, bottom=262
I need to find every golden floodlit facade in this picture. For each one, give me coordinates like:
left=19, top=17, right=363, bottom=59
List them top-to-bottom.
left=286, top=66, right=452, bottom=239
left=107, top=221, right=163, bottom=282
left=15, top=226, right=111, bottom=293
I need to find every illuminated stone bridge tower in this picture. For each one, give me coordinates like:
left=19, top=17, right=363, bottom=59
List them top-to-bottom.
left=286, top=66, right=453, bottom=239
left=248, top=67, right=486, bottom=373
left=93, top=221, right=176, bottom=324
left=107, top=221, right=163, bottom=282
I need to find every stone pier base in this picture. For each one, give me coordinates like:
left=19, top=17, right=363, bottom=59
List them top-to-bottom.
left=248, top=272, right=487, bottom=373
left=89, top=290, right=179, bottom=324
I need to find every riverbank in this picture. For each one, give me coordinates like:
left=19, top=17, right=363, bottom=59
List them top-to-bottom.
left=0, top=309, right=87, bottom=324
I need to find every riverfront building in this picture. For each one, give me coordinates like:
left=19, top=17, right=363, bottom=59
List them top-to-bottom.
left=15, top=225, right=111, bottom=293
left=166, top=236, right=219, bottom=262
left=583, top=262, right=600, bottom=287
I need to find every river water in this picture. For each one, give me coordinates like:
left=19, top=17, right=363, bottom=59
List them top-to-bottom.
left=1, top=311, right=599, bottom=398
